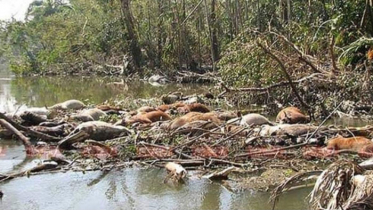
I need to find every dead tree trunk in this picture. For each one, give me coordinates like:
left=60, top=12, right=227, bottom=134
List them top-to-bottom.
left=120, top=0, right=142, bottom=70
left=204, top=0, right=219, bottom=71
left=225, top=0, right=233, bottom=40
left=257, top=0, right=261, bottom=31
left=361, top=0, right=373, bottom=37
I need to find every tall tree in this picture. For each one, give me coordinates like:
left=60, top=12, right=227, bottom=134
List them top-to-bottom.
left=120, top=0, right=142, bottom=69
left=210, top=0, right=219, bottom=63
left=361, top=0, right=373, bottom=36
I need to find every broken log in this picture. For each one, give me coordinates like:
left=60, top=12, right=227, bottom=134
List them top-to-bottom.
left=0, top=119, right=33, bottom=153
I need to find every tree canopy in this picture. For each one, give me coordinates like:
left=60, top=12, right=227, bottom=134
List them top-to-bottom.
left=0, top=0, right=371, bottom=84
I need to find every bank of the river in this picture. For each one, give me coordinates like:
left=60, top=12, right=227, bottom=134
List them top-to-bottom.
left=0, top=72, right=372, bottom=210
left=0, top=73, right=314, bottom=210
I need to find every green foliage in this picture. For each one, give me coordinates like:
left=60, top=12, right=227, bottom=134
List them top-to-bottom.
left=0, top=0, right=370, bottom=78
left=1, top=0, right=126, bottom=74
left=218, top=0, right=369, bottom=87
left=218, top=32, right=282, bottom=87
left=339, top=37, right=373, bottom=66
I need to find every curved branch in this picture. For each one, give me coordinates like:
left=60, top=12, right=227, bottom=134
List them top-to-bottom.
left=269, top=31, right=322, bottom=73
left=257, top=41, right=311, bottom=110
left=219, top=73, right=323, bottom=95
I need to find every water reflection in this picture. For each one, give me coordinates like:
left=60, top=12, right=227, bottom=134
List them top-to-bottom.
left=0, top=75, right=211, bottom=113
left=0, top=140, right=28, bottom=174
left=0, top=169, right=310, bottom=210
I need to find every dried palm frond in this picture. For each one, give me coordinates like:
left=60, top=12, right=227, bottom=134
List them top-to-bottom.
left=339, top=37, right=373, bottom=63
left=309, top=160, right=365, bottom=210
left=271, top=170, right=322, bottom=210
left=343, top=174, right=373, bottom=210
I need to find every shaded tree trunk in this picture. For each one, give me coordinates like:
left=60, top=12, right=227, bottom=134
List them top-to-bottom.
left=120, top=0, right=142, bottom=70
left=157, top=0, right=164, bottom=67
left=181, top=0, right=192, bottom=69
left=210, top=0, right=219, bottom=64
left=225, top=0, right=234, bottom=40
left=257, top=0, right=261, bottom=30
left=279, top=0, right=288, bottom=23
left=286, top=0, right=291, bottom=24
left=321, top=0, right=329, bottom=21
left=361, top=0, right=373, bottom=37
left=175, top=1, right=183, bottom=69
left=197, top=5, right=203, bottom=67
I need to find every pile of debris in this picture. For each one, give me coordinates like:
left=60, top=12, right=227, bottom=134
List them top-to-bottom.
left=0, top=96, right=372, bottom=204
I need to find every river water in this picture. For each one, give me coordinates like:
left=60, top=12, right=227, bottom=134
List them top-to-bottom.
left=0, top=71, right=352, bottom=210
left=0, top=74, right=210, bottom=113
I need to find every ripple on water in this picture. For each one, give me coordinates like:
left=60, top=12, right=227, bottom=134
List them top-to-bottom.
left=0, top=168, right=311, bottom=210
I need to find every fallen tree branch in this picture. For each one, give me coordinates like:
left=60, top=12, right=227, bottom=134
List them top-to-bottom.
left=268, top=31, right=322, bottom=73
left=257, top=41, right=311, bottom=110
left=298, top=56, right=320, bottom=73
left=218, top=73, right=323, bottom=96
left=0, top=119, right=33, bottom=152
left=212, top=127, right=248, bottom=146
left=234, top=142, right=308, bottom=158
left=0, top=162, right=59, bottom=183
left=202, top=166, right=237, bottom=179
left=270, top=170, right=323, bottom=209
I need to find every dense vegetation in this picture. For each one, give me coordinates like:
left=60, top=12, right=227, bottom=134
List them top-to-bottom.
left=0, top=0, right=372, bottom=90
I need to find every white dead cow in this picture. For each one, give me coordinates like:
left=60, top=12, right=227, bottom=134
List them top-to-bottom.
left=49, top=99, right=86, bottom=110
left=164, top=162, right=187, bottom=183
